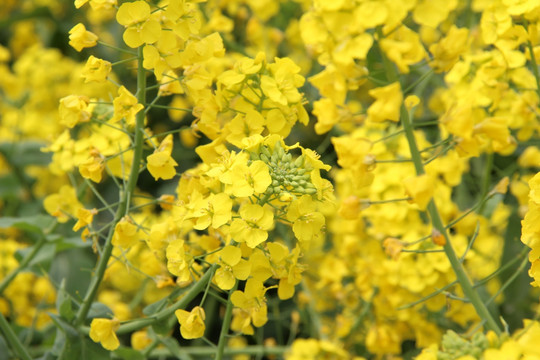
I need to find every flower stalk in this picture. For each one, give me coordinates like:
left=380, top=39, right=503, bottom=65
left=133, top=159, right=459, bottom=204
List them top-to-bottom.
left=74, top=46, right=147, bottom=327
left=400, top=105, right=503, bottom=335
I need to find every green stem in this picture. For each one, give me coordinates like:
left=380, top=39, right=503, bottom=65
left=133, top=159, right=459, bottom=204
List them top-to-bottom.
left=526, top=35, right=540, bottom=100
left=74, top=46, right=147, bottom=327
left=401, top=106, right=502, bottom=335
left=478, top=152, right=493, bottom=214
left=0, top=237, right=46, bottom=295
left=115, top=264, right=218, bottom=335
left=216, top=281, right=238, bottom=360
left=0, top=313, right=32, bottom=360
left=149, top=345, right=288, bottom=358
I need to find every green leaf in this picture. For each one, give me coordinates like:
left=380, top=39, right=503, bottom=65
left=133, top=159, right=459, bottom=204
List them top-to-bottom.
left=0, top=141, right=52, bottom=167
left=0, top=174, right=21, bottom=198
left=0, top=215, right=55, bottom=235
left=54, top=236, right=91, bottom=251
left=15, top=242, right=56, bottom=273
left=56, top=279, right=74, bottom=322
left=87, top=302, right=114, bottom=320
left=48, top=313, right=78, bottom=338
left=48, top=314, right=111, bottom=360
left=151, top=316, right=174, bottom=335
left=0, top=335, right=10, bottom=360
left=79, top=338, right=111, bottom=360
left=114, top=347, right=145, bottom=360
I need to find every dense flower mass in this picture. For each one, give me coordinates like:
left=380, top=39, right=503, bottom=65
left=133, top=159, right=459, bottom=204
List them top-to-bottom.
left=1, top=0, right=540, bottom=359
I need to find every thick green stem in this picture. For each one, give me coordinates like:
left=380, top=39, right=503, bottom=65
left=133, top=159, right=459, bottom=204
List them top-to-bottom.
left=526, top=36, right=540, bottom=100
left=74, top=46, right=147, bottom=327
left=401, top=106, right=502, bottom=335
left=0, top=237, right=45, bottom=295
left=216, top=281, right=238, bottom=360
left=0, top=313, right=32, bottom=360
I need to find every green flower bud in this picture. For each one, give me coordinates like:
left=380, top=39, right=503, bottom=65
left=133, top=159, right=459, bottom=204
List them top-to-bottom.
left=294, top=155, right=304, bottom=167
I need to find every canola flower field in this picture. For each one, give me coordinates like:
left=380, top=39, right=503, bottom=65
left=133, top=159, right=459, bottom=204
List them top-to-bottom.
left=2, top=0, right=540, bottom=359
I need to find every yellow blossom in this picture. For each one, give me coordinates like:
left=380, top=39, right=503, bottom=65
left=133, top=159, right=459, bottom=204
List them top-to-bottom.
left=116, top=0, right=161, bottom=48
left=68, top=23, right=98, bottom=52
left=82, top=55, right=111, bottom=83
left=367, top=82, right=403, bottom=123
left=112, top=86, right=144, bottom=125
left=59, top=95, right=91, bottom=128
left=147, top=134, right=178, bottom=180
left=79, top=149, right=105, bottom=183
left=403, top=174, right=435, bottom=211
left=43, top=185, right=82, bottom=223
left=286, top=195, right=325, bottom=243
left=230, top=204, right=274, bottom=248
left=73, top=207, right=97, bottom=232
left=112, top=216, right=142, bottom=248
left=166, top=238, right=191, bottom=282
left=214, top=245, right=250, bottom=290
left=231, top=278, right=268, bottom=329
left=175, top=306, right=206, bottom=339
left=89, top=318, right=120, bottom=351
left=131, top=330, right=152, bottom=350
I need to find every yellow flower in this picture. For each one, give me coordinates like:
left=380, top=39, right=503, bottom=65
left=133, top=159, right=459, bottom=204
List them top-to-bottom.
left=116, top=0, right=161, bottom=48
left=413, top=0, right=459, bottom=28
left=68, top=23, right=98, bottom=52
left=379, top=25, right=426, bottom=74
left=429, top=26, right=469, bottom=72
left=82, top=55, right=111, bottom=83
left=260, top=57, right=304, bottom=106
left=367, top=82, right=403, bottom=123
left=112, top=86, right=144, bottom=125
left=59, top=95, right=91, bottom=128
left=147, top=134, right=178, bottom=181
left=79, top=149, right=105, bottom=183
left=228, top=160, right=272, bottom=198
left=403, top=174, right=435, bottom=211
left=43, top=185, right=82, bottom=223
left=184, top=192, right=233, bottom=230
left=286, top=195, right=325, bottom=243
left=230, top=204, right=274, bottom=248
left=72, top=207, right=97, bottom=232
left=112, top=216, right=142, bottom=248
left=166, top=239, right=191, bottom=282
left=214, top=245, right=251, bottom=290
left=230, top=278, right=268, bottom=330
left=175, top=306, right=206, bottom=339
left=89, top=318, right=120, bottom=351
left=131, top=330, right=152, bottom=350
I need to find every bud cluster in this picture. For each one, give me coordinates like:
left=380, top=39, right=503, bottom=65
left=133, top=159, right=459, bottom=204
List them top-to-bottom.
left=251, top=142, right=317, bottom=197
left=438, top=330, right=489, bottom=360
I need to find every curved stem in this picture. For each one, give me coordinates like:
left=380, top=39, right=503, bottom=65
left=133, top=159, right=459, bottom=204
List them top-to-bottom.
left=74, top=46, right=147, bottom=327
left=401, top=106, right=502, bottom=335
left=0, top=237, right=46, bottom=295
left=114, top=264, right=218, bottom=335
left=216, top=281, right=238, bottom=360
left=0, top=313, right=32, bottom=360
left=149, top=345, right=288, bottom=358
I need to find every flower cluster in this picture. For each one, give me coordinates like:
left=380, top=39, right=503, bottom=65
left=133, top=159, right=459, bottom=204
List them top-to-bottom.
left=2, top=0, right=540, bottom=359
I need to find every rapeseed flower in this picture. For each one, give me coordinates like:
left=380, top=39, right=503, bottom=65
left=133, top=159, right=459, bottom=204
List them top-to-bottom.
left=89, top=318, right=120, bottom=350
